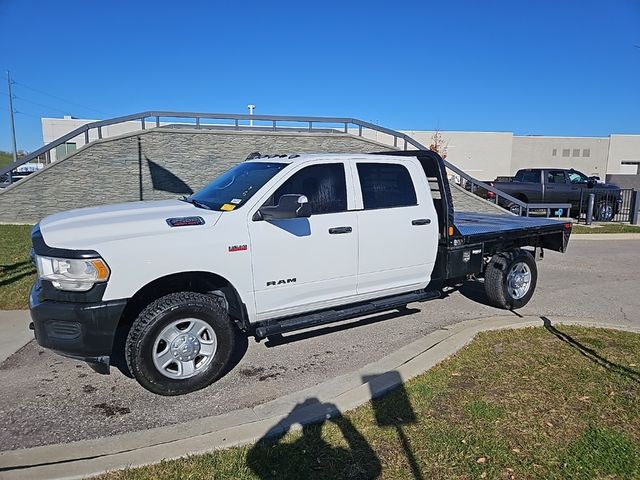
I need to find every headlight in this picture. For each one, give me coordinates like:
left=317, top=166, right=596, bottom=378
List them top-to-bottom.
left=35, top=256, right=110, bottom=292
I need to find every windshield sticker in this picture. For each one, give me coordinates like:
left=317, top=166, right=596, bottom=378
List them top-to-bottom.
left=230, top=198, right=242, bottom=205
left=220, top=203, right=236, bottom=211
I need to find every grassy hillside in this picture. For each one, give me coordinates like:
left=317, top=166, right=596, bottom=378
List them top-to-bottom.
left=0, top=151, right=13, bottom=168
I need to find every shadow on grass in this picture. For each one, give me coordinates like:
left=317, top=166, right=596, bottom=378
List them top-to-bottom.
left=0, top=260, right=33, bottom=272
left=0, top=268, right=36, bottom=288
left=542, top=316, right=640, bottom=383
left=365, top=371, right=423, bottom=480
left=247, top=398, right=381, bottom=479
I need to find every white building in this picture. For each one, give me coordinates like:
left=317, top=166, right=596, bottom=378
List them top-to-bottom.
left=42, top=116, right=640, bottom=183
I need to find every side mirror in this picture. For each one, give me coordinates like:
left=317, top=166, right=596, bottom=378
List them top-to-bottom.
left=587, top=178, right=595, bottom=188
left=255, top=194, right=311, bottom=221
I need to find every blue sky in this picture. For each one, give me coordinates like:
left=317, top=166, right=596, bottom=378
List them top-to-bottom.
left=0, top=0, right=639, bottom=152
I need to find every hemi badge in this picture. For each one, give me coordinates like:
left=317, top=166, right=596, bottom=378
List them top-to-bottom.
left=166, top=216, right=205, bottom=227
left=228, top=244, right=248, bottom=252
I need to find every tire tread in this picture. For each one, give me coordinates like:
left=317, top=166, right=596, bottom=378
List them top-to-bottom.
left=125, top=291, right=233, bottom=395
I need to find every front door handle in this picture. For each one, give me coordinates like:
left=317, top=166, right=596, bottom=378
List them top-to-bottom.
left=412, top=219, right=431, bottom=226
left=329, top=226, right=352, bottom=234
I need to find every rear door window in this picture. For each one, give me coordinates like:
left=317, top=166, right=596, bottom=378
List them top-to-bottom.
left=357, top=163, right=417, bottom=209
left=516, top=170, right=540, bottom=183
left=547, top=170, right=567, bottom=184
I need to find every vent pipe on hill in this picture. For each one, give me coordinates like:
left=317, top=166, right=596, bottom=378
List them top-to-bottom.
left=247, top=104, right=255, bottom=127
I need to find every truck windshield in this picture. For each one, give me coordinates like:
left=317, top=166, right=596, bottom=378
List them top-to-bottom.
left=187, top=162, right=287, bottom=211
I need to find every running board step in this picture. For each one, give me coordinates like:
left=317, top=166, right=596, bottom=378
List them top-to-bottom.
left=254, top=290, right=440, bottom=338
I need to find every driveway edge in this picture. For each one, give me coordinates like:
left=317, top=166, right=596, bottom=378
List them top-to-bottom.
left=1, top=315, right=638, bottom=480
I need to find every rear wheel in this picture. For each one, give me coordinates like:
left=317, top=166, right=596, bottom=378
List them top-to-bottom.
left=594, top=201, right=614, bottom=221
left=484, top=249, right=537, bottom=310
left=125, top=291, right=236, bottom=396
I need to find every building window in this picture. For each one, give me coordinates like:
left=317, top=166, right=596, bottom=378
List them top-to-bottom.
left=54, top=142, right=76, bottom=161
left=552, top=149, right=557, bottom=156
left=562, top=149, right=570, bottom=157
left=572, top=149, right=580, bottom=157
left=583, top=149, right=590, bottom=157
left=621, top=161, right=639, bottom=175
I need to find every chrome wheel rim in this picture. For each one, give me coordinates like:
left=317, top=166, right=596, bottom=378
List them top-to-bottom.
left=599, top=204, right=613, bottom=221
left=507, top=262, right=531, bottom=300
left=152, top=318, right=217, bottom=379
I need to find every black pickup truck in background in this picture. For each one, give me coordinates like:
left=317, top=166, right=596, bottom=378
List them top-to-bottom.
left=486, top=168, right=622, bottom=220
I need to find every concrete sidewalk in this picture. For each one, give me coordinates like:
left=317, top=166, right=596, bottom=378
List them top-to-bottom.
left=0, top=311, right=32, bottom=364
left=1, top=314, right=638, bottom=480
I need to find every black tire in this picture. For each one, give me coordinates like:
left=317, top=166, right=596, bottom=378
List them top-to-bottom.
left=594, top=201, right=614, bottom=221
left=507, top=203, right=522, bottom=215
left=484, top=249, right=537, bottom=310
left=125, top=291, right=236, bottom=396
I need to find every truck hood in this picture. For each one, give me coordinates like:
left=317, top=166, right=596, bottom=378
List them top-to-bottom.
left=39, top=200, right=222, bottom=250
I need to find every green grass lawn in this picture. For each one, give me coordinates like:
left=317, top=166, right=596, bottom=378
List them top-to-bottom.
left=0, top=151, right=14, bottom=168
left=0, top=224, right=35, bottom=309
left=572, top=224, right=640, bottom=234
left=97, top=325, right=640, bottom=480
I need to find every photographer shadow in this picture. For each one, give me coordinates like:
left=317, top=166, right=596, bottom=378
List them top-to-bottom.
left=247, top=398, right=381, bottom=479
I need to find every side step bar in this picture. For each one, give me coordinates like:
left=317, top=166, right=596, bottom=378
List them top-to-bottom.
left=254, top=289, right=440, bottom=338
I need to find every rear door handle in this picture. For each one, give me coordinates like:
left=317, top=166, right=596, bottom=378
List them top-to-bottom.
left=412, top=219, right=431, bottom=226
left=329, top=226, right=352, bottom=234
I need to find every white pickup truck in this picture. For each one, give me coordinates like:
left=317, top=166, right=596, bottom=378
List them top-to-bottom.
left=29, top=150, right=572, bottom=395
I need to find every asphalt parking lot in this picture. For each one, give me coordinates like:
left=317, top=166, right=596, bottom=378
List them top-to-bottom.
left=1, top=238, right=638, bottom=451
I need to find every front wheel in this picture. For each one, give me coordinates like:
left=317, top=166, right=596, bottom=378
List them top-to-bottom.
left=507, top=203, right=522, bottom=215
left=484, top=250, right=537, bottom=310
left=125, top=292, right=237, bottom=396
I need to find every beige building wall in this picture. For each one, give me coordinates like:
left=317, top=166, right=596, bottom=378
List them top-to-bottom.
left=41, top=117, right=639, bottom=181
left=402, top=130, right=513, bottom=181
left=606, top=134, right=640, bottom=175
left=510, top=136, right=610, bottom=178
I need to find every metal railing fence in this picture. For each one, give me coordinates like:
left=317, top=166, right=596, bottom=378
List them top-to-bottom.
left=0, top=111, right=571, bottom=217
left=578, top=188, right=637, bottom=223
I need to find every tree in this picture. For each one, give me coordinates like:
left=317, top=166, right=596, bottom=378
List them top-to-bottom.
left=428, top=131, right=448, bottom=159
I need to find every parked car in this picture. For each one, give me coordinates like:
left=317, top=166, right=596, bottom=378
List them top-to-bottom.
left=29, top=151, right=572, bottom=395
left=488, top=168, right=622, bottom=220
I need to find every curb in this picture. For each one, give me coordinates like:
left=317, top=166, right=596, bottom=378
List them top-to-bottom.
left=1, top=315, right=638, bottom=480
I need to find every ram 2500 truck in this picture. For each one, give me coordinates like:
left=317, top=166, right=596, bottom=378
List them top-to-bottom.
left=29, top=150, right=571, bottom=395
left=487, top=168, right=622, bottom=220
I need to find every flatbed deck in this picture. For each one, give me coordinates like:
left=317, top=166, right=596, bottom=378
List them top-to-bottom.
left=454, top=212, right=565, bottom=236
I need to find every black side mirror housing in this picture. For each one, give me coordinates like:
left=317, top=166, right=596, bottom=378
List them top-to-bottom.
left=255, top=194, right=311, bottom=221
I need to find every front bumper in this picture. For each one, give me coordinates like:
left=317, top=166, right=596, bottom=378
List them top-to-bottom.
left=29, top=281, right=127, bottom=372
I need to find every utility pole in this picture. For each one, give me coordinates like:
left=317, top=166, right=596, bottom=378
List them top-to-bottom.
left=7, top=71, right=18, bottom=183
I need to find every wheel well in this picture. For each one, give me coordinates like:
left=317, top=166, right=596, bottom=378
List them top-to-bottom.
left=514, top=193, right=528, bottom=203
left=112, top=272, right=248, bottom=362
